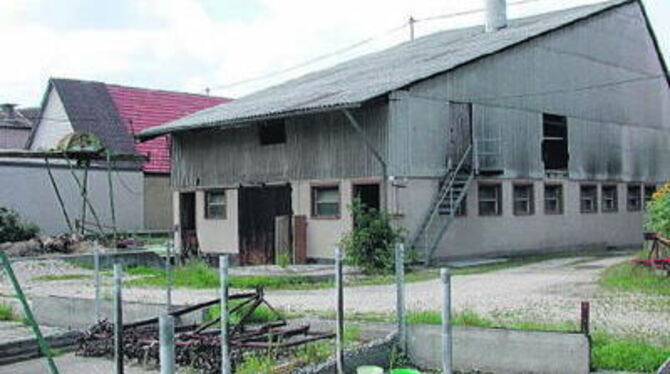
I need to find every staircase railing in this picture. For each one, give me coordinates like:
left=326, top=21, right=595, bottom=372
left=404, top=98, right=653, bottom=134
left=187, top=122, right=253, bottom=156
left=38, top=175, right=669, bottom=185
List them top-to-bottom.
left=411, top=144, right=473, bottom=264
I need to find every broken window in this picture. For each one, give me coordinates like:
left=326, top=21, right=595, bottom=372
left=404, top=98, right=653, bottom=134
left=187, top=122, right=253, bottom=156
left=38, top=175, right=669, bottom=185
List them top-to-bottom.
left=542, top=114, right=569, bottom=171
left=259, top=119, right=286, bottom=145
left=478, top=183, right=502, bottom=216
left=513, top=184, right=534, bottom=216
left=544, top=184, right=563, bottom=215
left=627, top=184, right=642, bottom=212
left=312, top=185, right=340, bottom=218
left=580, top=185, right=598, bottom=214
left=601, top=185, right=618, bottom=213
left=644, top=185, right=656, bottom=209
left=205, top=190, right=227, bottom=219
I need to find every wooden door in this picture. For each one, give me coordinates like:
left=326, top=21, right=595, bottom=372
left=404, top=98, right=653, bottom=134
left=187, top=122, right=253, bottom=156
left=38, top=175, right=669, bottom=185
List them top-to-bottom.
left=447, top=102, right=473, bottom=169
left=238, top=185, right=292, bottom=265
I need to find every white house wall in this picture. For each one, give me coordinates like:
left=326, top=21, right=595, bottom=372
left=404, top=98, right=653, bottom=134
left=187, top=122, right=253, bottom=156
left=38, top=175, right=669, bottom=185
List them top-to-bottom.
left=30, top=88, right=74, bottom=150
left=0, top=160, right=144, bottom=235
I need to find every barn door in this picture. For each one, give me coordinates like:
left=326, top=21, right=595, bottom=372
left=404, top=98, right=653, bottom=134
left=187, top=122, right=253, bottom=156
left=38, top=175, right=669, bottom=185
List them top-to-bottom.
left=447, top=102, right=473, bottom=169
left=238, top=185, right=292, bottom=265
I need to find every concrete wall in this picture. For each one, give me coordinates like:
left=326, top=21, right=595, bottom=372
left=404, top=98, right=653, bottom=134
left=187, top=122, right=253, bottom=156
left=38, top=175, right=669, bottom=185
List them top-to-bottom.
left=29, top=87, right=73, bottom=150
left=0, top=127, right=30, bottom=149
left=0, top=160, right=144, bottom=235
left=143, top=173, right=173, bottom=230
left=395, top=177, right=645, bottom=259
left=194, top=188, right=238, bottom=254
left=407, top=324, right=590, bottom=374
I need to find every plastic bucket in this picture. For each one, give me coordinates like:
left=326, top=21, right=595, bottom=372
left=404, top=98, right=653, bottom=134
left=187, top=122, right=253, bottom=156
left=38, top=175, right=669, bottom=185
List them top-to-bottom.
left=356, top=366, right=384, bottom=374
left=390, top=369, right=421, bottom=374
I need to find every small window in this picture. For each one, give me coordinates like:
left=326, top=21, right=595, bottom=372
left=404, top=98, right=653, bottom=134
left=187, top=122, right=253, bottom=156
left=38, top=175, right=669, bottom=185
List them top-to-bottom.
left=259, top=119, right=286, bottom=145
left=478, top=183, right=502, bottom=216
left=513, top=184, right=534, bottom=216
left=544, top=184, right=563, bottom=215
left=627, top=184, right=642, bottom=211
left=312, top=185, right=340, bottom=218
left=580, top=185, right=598, bottom=214
left=602, top=185, right=618, bottom=213
left=644, top=185, right=656, bottom=208
left=205, top=190, right=226, bottom=219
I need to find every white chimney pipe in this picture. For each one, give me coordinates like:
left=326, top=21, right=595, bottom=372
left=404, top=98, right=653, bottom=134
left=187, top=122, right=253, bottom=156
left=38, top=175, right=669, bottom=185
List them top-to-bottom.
left=485, top=0, right=507, bottom=32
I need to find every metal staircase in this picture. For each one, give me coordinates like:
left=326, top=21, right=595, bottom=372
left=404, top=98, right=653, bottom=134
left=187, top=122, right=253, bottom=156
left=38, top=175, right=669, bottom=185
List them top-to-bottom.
left=411, top=145, right=474, bottom=265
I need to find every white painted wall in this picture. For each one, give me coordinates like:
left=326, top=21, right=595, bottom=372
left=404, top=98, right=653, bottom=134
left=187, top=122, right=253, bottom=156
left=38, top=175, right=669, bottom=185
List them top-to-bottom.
left=30, top=88, right=74, bottom=150
left=0, top=160, right=144, bottom=235
left=194, top=189, right=239, bottom=254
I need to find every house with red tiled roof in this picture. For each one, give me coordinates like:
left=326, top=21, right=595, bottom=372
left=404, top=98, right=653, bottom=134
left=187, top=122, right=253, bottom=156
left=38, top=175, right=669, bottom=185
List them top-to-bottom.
left=27, top=78, right=230, bottom=230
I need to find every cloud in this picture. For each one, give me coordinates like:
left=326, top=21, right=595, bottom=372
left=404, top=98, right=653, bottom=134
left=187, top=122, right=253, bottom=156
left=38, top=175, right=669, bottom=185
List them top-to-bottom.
left=0, top=0, right=667, bottom=107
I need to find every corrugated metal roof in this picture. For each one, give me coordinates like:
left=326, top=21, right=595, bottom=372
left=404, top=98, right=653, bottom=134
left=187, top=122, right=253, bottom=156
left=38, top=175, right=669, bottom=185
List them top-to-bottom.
left=138, top=0, right=631, bottom=140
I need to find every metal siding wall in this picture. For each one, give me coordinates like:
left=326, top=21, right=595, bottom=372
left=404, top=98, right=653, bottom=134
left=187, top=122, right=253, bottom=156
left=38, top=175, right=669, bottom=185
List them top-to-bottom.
left=401, top=2, right=669, bottom=181
left=172, top=103, right=387, bottom=188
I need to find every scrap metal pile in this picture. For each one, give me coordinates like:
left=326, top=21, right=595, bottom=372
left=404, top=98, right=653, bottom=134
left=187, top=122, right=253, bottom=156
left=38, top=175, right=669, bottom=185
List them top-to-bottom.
left=634, top=232, right=670, bottom=273
left=76, top=288, right=334, bottom=371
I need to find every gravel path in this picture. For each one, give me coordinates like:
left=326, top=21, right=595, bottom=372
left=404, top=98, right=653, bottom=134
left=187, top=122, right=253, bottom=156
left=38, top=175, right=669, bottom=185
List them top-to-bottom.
left=2, top=254, right=669, bottom=344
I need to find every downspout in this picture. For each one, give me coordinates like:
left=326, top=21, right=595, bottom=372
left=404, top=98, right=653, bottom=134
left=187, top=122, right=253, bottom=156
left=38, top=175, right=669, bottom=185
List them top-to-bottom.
left=341, top=109, right=388, bottom=211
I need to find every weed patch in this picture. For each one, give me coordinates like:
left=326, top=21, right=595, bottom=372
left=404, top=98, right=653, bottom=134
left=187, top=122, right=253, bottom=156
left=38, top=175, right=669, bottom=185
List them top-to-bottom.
left=600, top=261, right=670, bottom=296
left=33, top=273, right=89, bottom=282
left=0, top=304, right=19, bottom=322
left=592, top=333, right=670, bottom=372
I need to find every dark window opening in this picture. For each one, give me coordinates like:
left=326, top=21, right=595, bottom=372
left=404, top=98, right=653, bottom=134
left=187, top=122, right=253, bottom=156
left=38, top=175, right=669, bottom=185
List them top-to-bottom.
left=542, top=114, right=569, bottom=171
left=259, top=119, right=286, bottom=145
left=478, top=183, right=502, bottom=216
left=353, top=184, right=380, bottom=213
left=513, top=184, right=534, bottom=216
left=544, top=184, right=563, bottom=215
left=627, top=184, right=642, bottom=212
left=580, top=185, right=598, bottom=214
left=601, top=185, right=618, bottom=213
left=644, top=185, right=656, bottom=209
left=455, top=196, right=467, bottom=217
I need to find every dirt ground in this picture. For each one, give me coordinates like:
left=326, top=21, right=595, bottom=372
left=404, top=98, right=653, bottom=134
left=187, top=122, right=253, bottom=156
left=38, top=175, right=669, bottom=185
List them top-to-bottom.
left=2, top=254, right=668, bottom=344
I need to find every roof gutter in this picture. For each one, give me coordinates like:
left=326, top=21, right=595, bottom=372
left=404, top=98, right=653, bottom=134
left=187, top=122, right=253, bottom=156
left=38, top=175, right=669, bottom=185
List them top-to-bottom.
left=136, top=102, right=362, bottom=142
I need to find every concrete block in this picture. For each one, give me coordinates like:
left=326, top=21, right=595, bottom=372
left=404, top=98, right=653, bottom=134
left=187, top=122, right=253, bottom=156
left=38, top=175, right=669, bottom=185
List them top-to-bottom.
left=407, top=324, right=590, bottom=374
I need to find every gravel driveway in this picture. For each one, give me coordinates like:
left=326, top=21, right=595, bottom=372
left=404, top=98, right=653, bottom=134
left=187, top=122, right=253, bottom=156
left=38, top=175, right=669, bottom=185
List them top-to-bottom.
left=2, top=254, right=668, bottom=344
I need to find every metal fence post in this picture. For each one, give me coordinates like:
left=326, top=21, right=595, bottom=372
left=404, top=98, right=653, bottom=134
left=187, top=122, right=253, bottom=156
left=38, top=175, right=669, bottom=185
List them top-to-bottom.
left=166, top=240, right=173, bottom=313
left=93, top=242, right=101, bottom=323
left=395, top=242, right=406, bottom=352
left=335, top=246, right=345, bottom=374
left=0, top=252, right=59, bottom=374
left=220, top=255, right=231, bottom=374
left=114, top=264, right=124, bottom=374
left=441, top=268, right=452, bottom=374
left=581, top=301, right=590, bottom=335
left=159, top=314, right=175, bottom=374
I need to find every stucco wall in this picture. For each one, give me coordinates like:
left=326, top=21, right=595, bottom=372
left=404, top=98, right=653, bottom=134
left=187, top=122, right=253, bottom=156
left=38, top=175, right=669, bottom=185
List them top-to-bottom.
left=29, top=88, right=73, bottom=150
left=0, top=128, right=31, bottom=149
left=0, top=160, right=144, bottom=235
left=143, top=174, right=173, bottom=230
left=397, top=177, right=645, bottom=259
left=193, top=189, right=239, bottom=254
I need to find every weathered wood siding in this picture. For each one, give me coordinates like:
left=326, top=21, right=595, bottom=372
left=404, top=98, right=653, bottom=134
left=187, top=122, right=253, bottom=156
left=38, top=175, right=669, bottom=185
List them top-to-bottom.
left=391, top=1, right=670, bottom=182
left=172, top=102, right=387, bottom=188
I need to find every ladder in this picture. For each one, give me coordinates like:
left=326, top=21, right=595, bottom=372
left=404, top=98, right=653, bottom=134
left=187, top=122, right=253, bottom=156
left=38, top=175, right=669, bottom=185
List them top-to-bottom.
left=411, top=145, right=474, bottom=265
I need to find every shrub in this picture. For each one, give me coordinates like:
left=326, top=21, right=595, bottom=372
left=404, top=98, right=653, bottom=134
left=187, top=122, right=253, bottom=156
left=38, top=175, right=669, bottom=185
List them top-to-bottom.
left=645, top=182, right=670, bottom=237
left=339, top=199, right=406, bottom=274
left=0, top=207, right=39, bottom=243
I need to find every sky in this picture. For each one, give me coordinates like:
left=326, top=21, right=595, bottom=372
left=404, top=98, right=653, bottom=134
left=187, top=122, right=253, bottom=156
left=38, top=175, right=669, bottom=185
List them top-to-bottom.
left=1, top=0, right=668, bottom=107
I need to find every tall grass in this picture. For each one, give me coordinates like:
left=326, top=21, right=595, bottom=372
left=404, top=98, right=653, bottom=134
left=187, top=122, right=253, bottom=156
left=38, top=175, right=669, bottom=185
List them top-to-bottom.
left=592, top=333, right=670, bottom=372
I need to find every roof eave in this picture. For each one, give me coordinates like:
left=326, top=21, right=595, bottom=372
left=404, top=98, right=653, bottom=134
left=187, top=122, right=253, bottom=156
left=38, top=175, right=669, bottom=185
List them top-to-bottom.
left=136, top=101, right=363, bottom=142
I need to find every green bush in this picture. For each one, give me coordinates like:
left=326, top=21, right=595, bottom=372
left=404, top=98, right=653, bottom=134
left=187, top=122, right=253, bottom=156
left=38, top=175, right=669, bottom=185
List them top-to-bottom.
left=645, top=182, right=670, bottom=237
left=339, top=199, right=406, bottom=274
left=0, top=207, right=39, bottom=243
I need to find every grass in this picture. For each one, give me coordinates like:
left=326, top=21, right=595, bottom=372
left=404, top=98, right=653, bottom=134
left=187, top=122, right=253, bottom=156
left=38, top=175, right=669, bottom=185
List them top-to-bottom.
left=600, top=260, right=670, bottom=296
left=33, top=273, right=90, bottom=282
left=206, top=302, right=281, bottom=324
left=0, top=304, right=17, bottom=321
left=592, top=332, right=670, bottom=373
left=236, top=353, right=277, bottom=374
